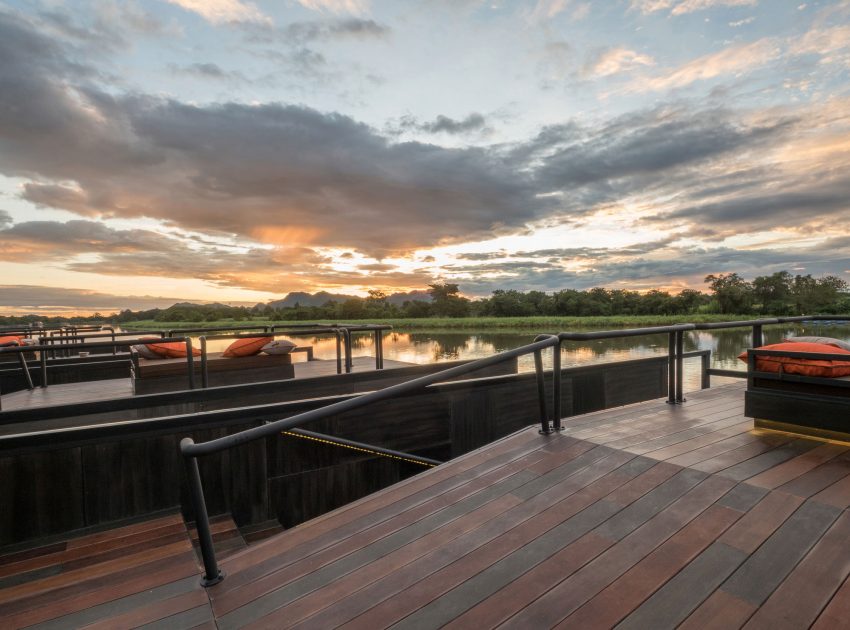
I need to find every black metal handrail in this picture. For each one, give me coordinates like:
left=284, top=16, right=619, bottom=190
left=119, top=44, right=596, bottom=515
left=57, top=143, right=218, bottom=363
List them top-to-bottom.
left=559, top=324, right=695, bottom=405
left=180, top=333, right=560, bottom=585
left=0, top=337, right=196, bottom=407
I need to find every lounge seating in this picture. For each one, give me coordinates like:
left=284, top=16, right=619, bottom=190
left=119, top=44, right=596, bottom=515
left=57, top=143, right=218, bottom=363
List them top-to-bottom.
left=132, top=351, right=295, bottom=394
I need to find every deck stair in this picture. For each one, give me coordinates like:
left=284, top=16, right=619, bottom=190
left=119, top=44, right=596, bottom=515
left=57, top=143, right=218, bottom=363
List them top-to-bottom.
left=0, top=511, right=210, bottom=628
left=187, top=514, right=248, bottom=560
left=238, top=518, right=285, bottom=544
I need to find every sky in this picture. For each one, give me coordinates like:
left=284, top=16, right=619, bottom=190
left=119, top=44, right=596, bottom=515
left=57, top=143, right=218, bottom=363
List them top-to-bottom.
left=1, top=0, right=849, bottom=314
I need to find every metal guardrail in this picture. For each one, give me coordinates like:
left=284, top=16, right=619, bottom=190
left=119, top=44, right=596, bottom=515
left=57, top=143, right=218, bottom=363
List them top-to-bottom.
left=180, top=333, right=561, bottom=585
left=0, top=337, right=196, bottom=409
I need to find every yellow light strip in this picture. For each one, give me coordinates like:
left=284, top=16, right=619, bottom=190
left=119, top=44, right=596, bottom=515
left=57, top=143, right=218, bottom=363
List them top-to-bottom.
left=281, top=431, right=436, bottom=467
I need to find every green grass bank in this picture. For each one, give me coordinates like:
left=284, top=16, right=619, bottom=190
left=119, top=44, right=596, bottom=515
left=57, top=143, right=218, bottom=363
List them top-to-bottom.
left=118, top=314, right=772, bottom=331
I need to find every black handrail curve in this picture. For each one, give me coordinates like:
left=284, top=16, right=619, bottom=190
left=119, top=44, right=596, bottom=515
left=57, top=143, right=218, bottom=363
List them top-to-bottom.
left=180, top=333, right=560, bottom=585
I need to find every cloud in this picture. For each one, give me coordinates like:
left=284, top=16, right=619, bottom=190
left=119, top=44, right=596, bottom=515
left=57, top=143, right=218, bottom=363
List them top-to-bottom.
left=165, top=0, right=270, bottom=25
left=295, top=0, right=370, bottom=15
left=527, top=0, right=573, bottom=22
left=630, top=0, right=758, bottom=16
left=282, top=18, right=389, bottom=42
left=630, top=38, right=779, bottom=92
left=584, top=47, right=655, bottom=77
left=168, top=62, right=246, bottom=81
left=400, top=113, right=489, bottom=135
left=0, top=285, right=214, bottom=313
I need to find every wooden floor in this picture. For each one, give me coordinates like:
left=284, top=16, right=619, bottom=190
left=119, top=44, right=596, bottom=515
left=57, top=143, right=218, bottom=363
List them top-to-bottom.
left=0, top=357, right=413, bottom=411
left=5, top=382, right=850, bottom=628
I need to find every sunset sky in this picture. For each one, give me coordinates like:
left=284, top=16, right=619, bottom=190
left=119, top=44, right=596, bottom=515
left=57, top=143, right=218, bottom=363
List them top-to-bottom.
left=1, top=0, right=849, bottom=314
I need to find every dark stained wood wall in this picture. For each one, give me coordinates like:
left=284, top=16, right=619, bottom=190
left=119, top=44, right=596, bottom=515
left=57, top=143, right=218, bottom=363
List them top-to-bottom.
left=0, top=356, right=668, bottom=547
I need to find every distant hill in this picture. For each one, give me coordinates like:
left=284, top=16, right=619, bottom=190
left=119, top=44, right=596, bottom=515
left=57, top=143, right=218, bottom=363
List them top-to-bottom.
left=267, top=290, right=431, bottom=309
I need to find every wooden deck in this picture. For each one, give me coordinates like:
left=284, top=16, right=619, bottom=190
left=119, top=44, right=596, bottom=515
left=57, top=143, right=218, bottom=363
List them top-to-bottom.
left=0, top=356, right=414, bottom=411
left=4, top=382, right=850, bottom=628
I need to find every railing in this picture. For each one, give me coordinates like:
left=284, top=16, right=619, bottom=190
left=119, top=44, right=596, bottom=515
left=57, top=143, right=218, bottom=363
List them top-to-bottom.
left=558, top=324, right=694, bottom=405
left=180, top=333, right=561, bottom=585
left=0, top=337, right=196, bottom=409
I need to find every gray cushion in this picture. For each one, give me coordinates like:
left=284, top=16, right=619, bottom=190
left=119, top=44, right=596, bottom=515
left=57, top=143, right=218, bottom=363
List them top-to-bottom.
left=262, top=339, right=297, bottom=355
left=133, top=343, right=163, bottom=360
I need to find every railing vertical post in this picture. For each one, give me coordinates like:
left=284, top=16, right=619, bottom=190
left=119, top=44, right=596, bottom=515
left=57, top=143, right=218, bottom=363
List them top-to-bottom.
left=752, top=324, right=763, bottom=349
left=344, top=329, right=353, bottom=374
left=373, top=329, right=380, bottom=370
left=378, top=329, right=384, bottom=369
left=675, top=329, right=685, bottom=403
left=335, top=330, right=342, bottom=374
left=667, top=332, right=676, bottom=404
left=200, top=337, right=208, bottom=389
left=185, top=339, right=195, bottom=390
left=552, top=340, right=562, bottom=431
left=40, top=342, right=48, bottom=388
left=534, top=350, right=551, bottom=434
left=17, top=351, right=34, bottom=391
left=701, top=351, right=711, bottom=389
left=180, top=439, right=223, bottom=587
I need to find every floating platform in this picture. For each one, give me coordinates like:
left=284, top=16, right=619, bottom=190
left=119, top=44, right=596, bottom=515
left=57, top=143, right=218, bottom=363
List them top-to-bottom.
left=0, top=356, right=415, bottom=412
left=3, top=382, right=850, bottom=628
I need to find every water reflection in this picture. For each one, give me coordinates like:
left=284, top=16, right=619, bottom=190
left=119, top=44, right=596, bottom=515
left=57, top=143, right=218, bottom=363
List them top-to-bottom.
left=119, top=322, right=850, bottom=392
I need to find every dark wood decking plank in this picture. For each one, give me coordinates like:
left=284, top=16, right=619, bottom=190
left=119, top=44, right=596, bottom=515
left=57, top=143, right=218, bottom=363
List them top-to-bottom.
left=636, top=421, right=752, bottom=462
left=219, top=427, right=547, bottom=577
left=664, top=430, right=792, bottom=468
left=690, top=434, right=799, bottom=474
left=710, top=438, right=820, bottom=481
left=745, top=443, right=849, bottom=490
left=212, top=444, right=565, bottom=614
left=777, top=453, right=850, bottom=498
left=317, top=457, right=657, bottom=630
left=341, top=460, right=678, bottom=630
left=390, top=468, right=705, bottom=630
left=811, top=470, right=850, bottom=509
left=215, top=471, right=539, bottom=627
left=489, top=474, right=733, bottom=629
left=718, top=489, right=804, bottom=553
left=249, top=494, right=522, bottom=628
left=718, top=500, right=842, bottom=607
left=556, top=503, right=744, bottom=629
left=743, top=510, right=850, bottom=628
left=0, top=538, right=194, bottom=607
left=615, top=541, right=749, bottom=630
left=2, top=552, right=200, bottom=628
left=13, top=573, right=201, bottom=630
left=813, top=573, right=850, bottom=629
left=79, top=588, right=211, bottom=630
left=677, top=590, right=758, bottom=630
left=137, top=604, right=215, bottom=630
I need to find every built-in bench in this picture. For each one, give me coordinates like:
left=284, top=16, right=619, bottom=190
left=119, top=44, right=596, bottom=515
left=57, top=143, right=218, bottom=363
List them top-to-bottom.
left=132, top=351, right=295, bottom=395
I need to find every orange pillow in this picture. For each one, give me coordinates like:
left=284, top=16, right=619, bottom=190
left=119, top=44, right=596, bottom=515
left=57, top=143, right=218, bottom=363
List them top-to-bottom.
left=0, top=335, right=21, bottom=346
left=223, top=336, right=274, bottom=358
left=145, top=341, right=201, bottom=358
left=738, top=342, right=850, bottom=377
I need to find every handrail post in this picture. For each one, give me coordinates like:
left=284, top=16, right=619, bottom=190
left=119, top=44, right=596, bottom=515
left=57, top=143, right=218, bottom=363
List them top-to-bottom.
left=752, top=323, right=763, bottom=349
left=343, top=329, right=352, bottom=374
left=675, top=329, right=685, bottom=403
left=335, top=330, right=342, bottom=375
left=667, top=332, right=676, bottom=404
left=200, top=337, right=208, bottom=389
left=185, top=338, right=195, bottom=390
left=40, top=340, right=48, bottom=388
left=553, top=340, right=562, bottom=431
left=534, top=349, right=552, bottom=434
left=701, top=351, right=711, bottom=389
left=181, top=439, right=223, bottom=587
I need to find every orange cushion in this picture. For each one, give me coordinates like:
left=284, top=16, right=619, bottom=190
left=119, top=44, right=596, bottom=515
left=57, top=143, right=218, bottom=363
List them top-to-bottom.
left=0, top=335, right=21, bottom=345
left=223, top=336, right=274, bottom=358
left=145, top=341, right=201, bottom=358
left=738, top=342, right=850, bottom=377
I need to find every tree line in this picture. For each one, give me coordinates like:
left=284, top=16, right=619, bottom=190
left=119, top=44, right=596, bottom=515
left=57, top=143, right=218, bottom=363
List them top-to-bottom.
left=1, top=270, right=847, bottom=327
